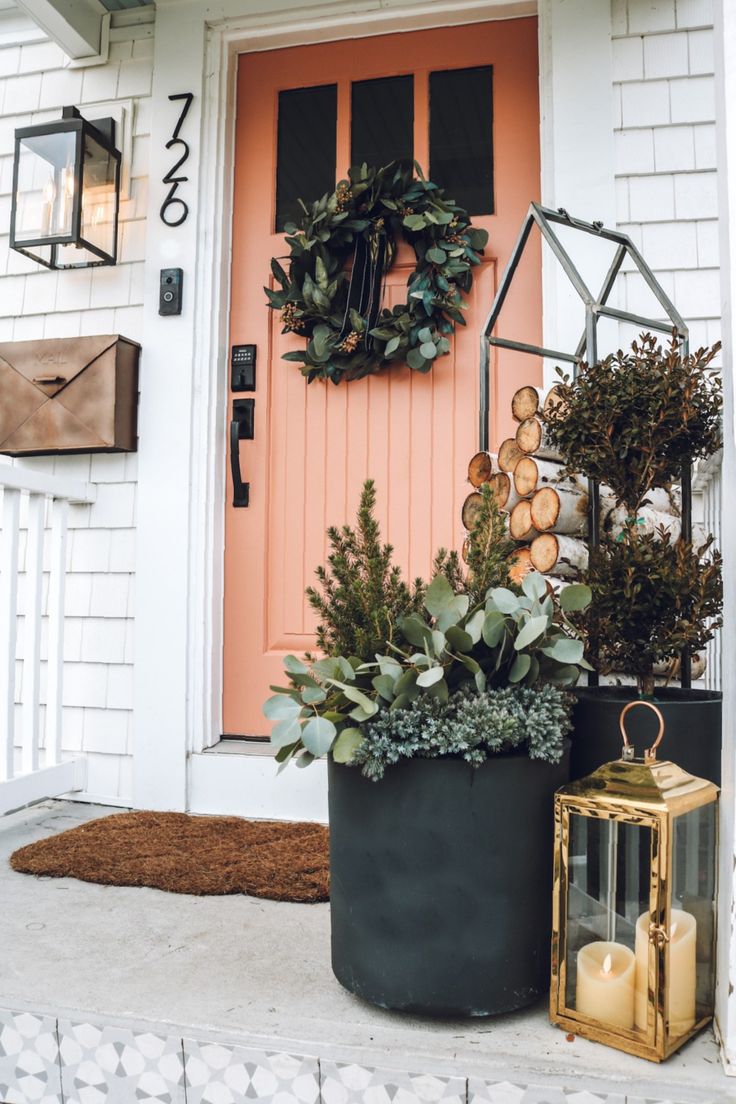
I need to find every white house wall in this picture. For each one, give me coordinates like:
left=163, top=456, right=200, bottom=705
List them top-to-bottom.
left=613, top=0, right=721, bottom=347
left=0, top=5, right=153, bottom=805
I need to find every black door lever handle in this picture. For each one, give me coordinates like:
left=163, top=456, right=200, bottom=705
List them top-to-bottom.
left=230, top=398, right=254, bottom=507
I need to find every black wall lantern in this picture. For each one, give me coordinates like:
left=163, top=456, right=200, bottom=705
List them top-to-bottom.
left=10, top=106, right=121, bottom=269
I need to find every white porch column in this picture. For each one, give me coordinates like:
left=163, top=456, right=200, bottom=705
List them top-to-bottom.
left=133, top=0, right=208, bottom=810
left=713, top=0, right=736, bottom=1071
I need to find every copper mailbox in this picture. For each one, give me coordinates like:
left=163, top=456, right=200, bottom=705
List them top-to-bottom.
left=0, top=334, right=140, bottom=455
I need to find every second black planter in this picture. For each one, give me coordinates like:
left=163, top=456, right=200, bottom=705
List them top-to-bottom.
left=570, top=687, right=722, bottom=786
left=328, top=748, right=569, bottom=1018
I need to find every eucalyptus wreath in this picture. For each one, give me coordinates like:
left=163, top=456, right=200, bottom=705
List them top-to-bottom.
left=265, top=161, right=489, bottom=384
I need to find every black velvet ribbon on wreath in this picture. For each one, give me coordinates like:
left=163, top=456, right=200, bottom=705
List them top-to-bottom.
left=338, top=231, right=390, bottom=354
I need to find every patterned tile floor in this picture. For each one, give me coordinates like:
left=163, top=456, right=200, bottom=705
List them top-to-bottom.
left=1, top=802, right=734, bottom=1104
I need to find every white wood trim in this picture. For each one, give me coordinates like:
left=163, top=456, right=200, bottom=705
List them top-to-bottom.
left=15, top=0, right=107, bottom=59
left=537, top=0, right=617, bottom=385
left=713, top=0, right=736, bottom=1069
left=0, top=466, right=96, bottom=505
left=0, top=487, right=20, bottom=784
left=21, top=493, right=45, bottom=777
left=46, top=497, right=68, bottom=768
left=189, top=747, right=328, bottom=822
left=0, top=757, right=86, bottom=817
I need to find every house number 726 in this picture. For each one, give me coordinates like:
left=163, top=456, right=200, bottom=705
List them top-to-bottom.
left=160, top=92, right=194, bottom=228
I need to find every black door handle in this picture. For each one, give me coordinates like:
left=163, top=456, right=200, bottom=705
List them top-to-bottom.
left=230, top=398, right=254, bottom=507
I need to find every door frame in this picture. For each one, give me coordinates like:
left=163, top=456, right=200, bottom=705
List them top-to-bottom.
left=134, top=0, right=617, bottom=805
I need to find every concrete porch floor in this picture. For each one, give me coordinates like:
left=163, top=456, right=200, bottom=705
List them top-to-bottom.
left=1, top=800, right=734, bottom=1104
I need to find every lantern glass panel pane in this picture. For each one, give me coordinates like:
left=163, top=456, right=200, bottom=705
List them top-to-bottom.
left=14, top=130, right=77, bottom=242
left=80, top=133, right=117, bottom=258
left=668, top=803, right=717, bottom=1038
left=565, top=813, right=654, bottom=1037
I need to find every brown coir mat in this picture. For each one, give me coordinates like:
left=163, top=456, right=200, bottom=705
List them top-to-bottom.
left=10, top=812, right=329, bottom=902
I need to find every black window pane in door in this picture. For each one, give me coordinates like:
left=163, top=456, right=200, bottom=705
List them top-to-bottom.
left=429, top=66, right=493, bottom=214
left=351, top=75, right=413, bottom=171
left=276, top=84, right=337, bottom=231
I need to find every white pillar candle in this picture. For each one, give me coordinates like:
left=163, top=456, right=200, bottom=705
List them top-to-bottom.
left=634, top=908, right=697, bottom=1035
left=576, top=941, right=636, bottom=1029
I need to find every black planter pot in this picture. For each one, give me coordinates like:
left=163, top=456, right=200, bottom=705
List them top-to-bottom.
left=571, top=687, right=722, bottom=786
left=328, top=747, right=569, bottom=1018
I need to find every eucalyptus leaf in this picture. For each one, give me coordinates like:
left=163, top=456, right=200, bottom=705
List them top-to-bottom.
left=522, top=572, right=548, bottom=601
left=424, top=574, right=455, bottom=616
left=559, top=583, right=593, bottom=613
left=489, top=587, right=520, bottom=614
left=514, top=615, right=550, bottom=651
left=509, top=652, right=531, bottom=683
left=416, top=665, right=445, bottom=687
left=263, top=694, right=302, bottom=721
left=270, top=716, right=302, bottom=750
left=301, top=716, right=337, bottom=756
left=332, top=727, right=364, bottom=763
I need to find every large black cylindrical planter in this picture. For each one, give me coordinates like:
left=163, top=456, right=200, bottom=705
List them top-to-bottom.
left=571, top=688, right=722, bottom=786
left=328, top=748, right=569, bottom=1018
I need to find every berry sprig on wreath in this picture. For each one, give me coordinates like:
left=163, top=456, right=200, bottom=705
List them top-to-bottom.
left=265, top=161, right=489, bottom=384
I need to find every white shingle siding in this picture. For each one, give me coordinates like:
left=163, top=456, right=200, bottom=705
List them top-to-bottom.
left=613, top=0, right=720, bottom=347
left=1, top=9, right=152, bottom=805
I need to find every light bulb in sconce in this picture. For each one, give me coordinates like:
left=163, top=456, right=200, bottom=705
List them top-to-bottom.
left=41, top=178, right=56, bottom=237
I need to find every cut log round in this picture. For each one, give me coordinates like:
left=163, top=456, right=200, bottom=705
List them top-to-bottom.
left=542, top=383, right=567, bottom=418
left=511, top=385, right=540, bottom=423
left=515, top=417, right=562, bottom=461
left=498, top=438, right=525, bottom=472
left=467, top=451, right=494, bottom=487
left=513, top=456, right=588, bottom=497
left=488, top=471, right=511, bottom=509
left=530, top=485, right=589, bottom=536
left=462, top=492, right=485, bottom=531
left=509, top=499, right=540, bottom=542
left=606, top=505, right=681, bottom=544
left=530, top=533, right=589, bottom=577
left=508, top=546, right=533, bottom=584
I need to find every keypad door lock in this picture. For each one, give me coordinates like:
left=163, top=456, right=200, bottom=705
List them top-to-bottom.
left=159, top=268, right=183, bottom=315
left=231, top=344, right=256, bottom=391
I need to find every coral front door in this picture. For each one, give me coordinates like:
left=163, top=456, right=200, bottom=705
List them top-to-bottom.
left=223, top=19, right=541, bottom=736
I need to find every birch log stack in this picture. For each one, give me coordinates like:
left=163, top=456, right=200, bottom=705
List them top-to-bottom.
left=461, top=383, right=684, bottom=591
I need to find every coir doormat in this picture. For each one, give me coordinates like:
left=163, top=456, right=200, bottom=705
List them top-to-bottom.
left=10, top=811, right=329, bottom=902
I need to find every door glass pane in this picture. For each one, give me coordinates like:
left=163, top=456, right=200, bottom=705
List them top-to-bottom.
left=429, top=66, right=493, bottom=214
left=351, top=75, right=413, bottom=171
left=276, top=84, right=337, bottom=231
left=669, top=804, right=717, bottom=1038
left=565, top=813, right=655, bottom=1039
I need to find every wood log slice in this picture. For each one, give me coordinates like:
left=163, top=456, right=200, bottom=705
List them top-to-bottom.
left=542, top=383, right=567, bottom=418
left=511, top=385, right=540, bottom=423
left=515, top=416, right=562, bottom=461
left=498, top=438, right=525, bottom=472
left=467, top=451, right=494, bottom=487
left=513, top=456, right=587, bottom=497
left=488, top=471, right=511, bottom=509
left=530, top=485, right=589, bottom=535
left=641, top=486, right=681, bottom=517
left=461, top=492, right=485, bottom=531
left=509, top=499, right=540, bottom=542
left=530, top=533, right=589, bottom=577
left=508, top=546, right=533, bottom=584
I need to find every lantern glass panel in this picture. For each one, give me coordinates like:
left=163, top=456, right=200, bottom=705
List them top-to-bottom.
left=14, top=130, right=77, bottom=243
left=667, top=803, right=716, bottom=1039
left=565, top=812, right=654, bottom=1038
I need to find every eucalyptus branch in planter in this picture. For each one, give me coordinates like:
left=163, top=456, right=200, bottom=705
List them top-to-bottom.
left=264, top=571, right=592, bottom=774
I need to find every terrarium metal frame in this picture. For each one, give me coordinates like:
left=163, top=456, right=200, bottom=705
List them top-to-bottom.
left=480, top=202, right=693, bottom=686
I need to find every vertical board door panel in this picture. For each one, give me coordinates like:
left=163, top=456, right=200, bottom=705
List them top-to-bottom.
left=224, top=19, right=541, bottom=735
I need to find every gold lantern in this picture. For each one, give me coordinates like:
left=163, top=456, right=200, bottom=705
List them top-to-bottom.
left=550, top=701, right=718, bottom=1062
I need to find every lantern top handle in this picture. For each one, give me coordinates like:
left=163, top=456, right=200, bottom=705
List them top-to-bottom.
left=620, top=700, right=665, bottom=762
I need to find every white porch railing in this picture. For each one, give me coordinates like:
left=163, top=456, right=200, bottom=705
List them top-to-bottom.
left=0, top=465, right=95, bottom=815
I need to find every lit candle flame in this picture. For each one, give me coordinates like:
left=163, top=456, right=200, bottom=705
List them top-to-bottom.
left=602, top=953, right=613, bottom=976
